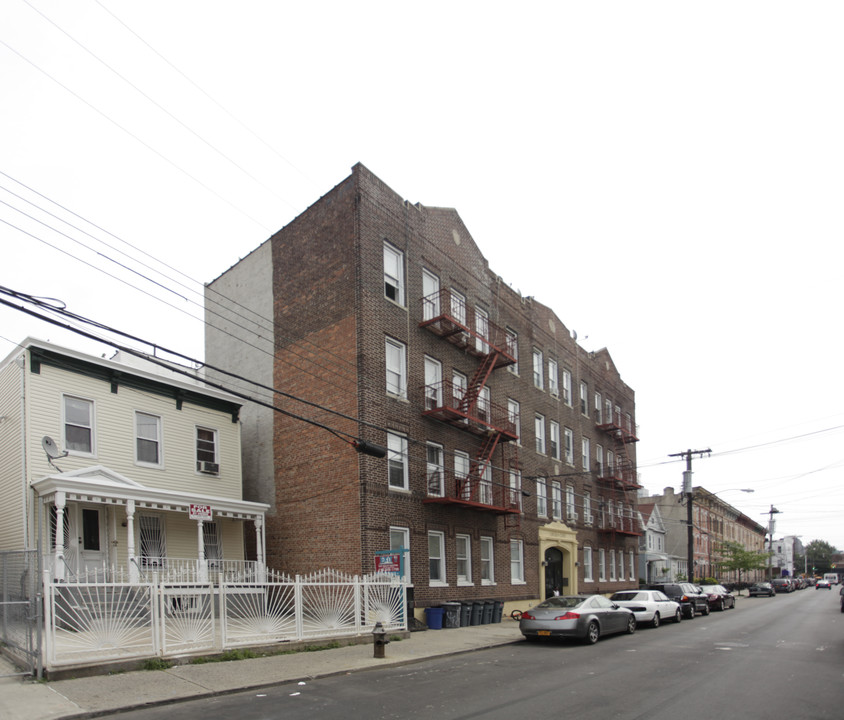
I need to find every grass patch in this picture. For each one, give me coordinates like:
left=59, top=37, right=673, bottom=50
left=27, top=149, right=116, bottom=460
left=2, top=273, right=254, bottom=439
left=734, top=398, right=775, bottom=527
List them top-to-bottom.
left=141, top=658, right=172, bottom=671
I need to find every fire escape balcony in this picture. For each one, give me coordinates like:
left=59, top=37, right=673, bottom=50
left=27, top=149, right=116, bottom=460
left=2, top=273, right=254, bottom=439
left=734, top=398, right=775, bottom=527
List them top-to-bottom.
left=419, top=290, right=517, bottom=369
left=421, top=381, right=519, bottom=442
left=596, top=412, right=639, bottom=443
left=596, top=464, right=643, bottom=491
left=422, top=470, right=522, bottom=515
left=597, top=513, right=643, bottom=536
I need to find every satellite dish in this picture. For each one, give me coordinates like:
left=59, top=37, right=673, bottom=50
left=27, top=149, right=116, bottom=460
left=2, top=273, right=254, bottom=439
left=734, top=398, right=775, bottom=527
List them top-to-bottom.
left=42, top=436, right=67, bottom=460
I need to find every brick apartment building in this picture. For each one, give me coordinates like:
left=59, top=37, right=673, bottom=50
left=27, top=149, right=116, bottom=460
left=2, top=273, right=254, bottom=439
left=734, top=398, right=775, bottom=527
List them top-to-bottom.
left=205, top=164, right=641, bottom=614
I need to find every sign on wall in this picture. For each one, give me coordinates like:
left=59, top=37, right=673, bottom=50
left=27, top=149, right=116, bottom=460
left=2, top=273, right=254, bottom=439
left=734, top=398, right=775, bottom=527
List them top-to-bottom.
left=189, top=504, right=212, bottom=521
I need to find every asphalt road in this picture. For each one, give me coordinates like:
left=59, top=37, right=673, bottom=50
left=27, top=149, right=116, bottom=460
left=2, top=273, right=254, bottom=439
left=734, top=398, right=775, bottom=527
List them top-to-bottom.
left=106, top=588, right=844, bottom=720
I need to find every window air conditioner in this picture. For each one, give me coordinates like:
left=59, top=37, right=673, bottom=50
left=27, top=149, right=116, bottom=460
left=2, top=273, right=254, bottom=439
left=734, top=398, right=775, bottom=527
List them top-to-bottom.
left=199, top=461, right=220, bottom=474
left=585, top=514, right=594, bottom=525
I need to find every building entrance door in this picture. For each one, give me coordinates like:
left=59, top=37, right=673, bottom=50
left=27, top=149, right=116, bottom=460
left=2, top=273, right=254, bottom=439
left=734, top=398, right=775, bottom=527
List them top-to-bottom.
left=544, top=547, right=565, bottom=598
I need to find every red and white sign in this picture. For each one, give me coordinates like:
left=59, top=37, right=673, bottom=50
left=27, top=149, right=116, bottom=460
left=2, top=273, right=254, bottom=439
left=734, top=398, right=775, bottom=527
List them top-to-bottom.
left=189, top=504, right=212, bottom=521
left=374, top=552, right=402, bottom=574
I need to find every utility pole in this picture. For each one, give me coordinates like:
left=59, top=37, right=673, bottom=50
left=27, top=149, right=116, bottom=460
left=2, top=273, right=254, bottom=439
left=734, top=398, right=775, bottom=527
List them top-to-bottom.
left=669, top=448, right=711, bottom=583
left=764, top=505, right=782, bottom=581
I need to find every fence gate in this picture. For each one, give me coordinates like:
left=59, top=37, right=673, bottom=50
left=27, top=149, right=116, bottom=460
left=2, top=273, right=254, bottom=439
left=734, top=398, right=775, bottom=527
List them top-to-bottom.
left=0, top=550, right=42, bottom=677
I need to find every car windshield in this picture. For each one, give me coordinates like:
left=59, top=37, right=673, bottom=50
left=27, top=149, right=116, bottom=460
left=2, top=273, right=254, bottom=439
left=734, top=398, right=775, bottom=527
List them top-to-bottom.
left=701, top=586, right=724, bottom=593
left=610, top=592, right=645, bottom=601
left=535, top=596, right=586, bottom=609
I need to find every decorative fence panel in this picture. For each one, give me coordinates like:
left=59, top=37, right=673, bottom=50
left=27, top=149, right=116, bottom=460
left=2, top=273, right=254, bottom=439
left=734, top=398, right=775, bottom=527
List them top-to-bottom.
left=0, top=550, right=41, bottom=677
left=45, top=570, right=406, bottom=668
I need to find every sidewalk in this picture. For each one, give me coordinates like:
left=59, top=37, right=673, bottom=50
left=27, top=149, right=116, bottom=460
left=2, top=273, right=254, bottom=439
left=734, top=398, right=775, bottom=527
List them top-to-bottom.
left=0, top=620, right=523, bottom=719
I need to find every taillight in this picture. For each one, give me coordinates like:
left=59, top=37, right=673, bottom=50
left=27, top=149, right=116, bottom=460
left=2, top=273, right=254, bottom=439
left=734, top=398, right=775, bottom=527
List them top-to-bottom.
left=681, top=595, right=689, bottom=601
left=555, top=611, right=581, bottom=620
left=521, top=612, right=535, bottom=620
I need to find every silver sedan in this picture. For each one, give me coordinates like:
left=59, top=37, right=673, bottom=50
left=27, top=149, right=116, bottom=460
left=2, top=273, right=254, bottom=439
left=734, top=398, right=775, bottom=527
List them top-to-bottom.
left=609, top=590, right=682, bottom=627
left=519, top=594, right=636, bottom=644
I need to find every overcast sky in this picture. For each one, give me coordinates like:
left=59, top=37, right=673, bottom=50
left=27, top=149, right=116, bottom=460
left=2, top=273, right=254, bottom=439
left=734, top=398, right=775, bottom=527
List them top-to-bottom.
left=2, top=1, right=842, bottom=553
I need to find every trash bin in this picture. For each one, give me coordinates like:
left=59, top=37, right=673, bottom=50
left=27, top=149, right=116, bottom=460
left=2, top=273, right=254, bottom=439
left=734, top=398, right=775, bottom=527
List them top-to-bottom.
left=482, top=600, right=494, bottom=624
left=492, top=600, right=503, bottom=623
left=470, top=601, right=483, bottom=625
left=442, top=602, right=461, bottom=629
left=460, top=602, right=472, bottom=627
left=424, top=606, right=444, bottom=630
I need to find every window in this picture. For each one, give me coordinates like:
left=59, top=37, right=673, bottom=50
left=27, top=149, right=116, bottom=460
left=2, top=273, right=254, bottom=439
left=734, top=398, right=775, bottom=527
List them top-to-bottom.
left=383, top=242, right=404, bottom=305
left=422, top=269, right=440, bottom=320
left=450, top=288, right=467, bottom=326
left=474, top=306, right=489, bottom=353
left=506, top=328, right=518, bottom=373
left=385, top=337, right=407, bottom=398
left=532, top=349, right=544, bottom=389
left=424, top=356, right=442, bottom=410
left=548, top=358, right=559, bottom=396
left=562, top=370, right=572, bottom=405
left=453, top=371, right=467, bottom=418
left=580, top=381, right=588, bottom=415
left=477, top=386, right=490, bottom=424
left=594, top=392, right=603, bottom=423
left=64, top=395, right=94, bottom=455
left=605, top=398, right=613, bottom=425
left=508, top=399, right=520, bottom=443
left=135, top=412, right=162, bottom=466
left=534, top=414, right=546, bottom=454
left=549, top=421, right=560, bottom=460
left=196, top=427, right=218, bottom=473
left=564, top=427, right=574, bottom=464
left=387, top=433, right=408, bottom=490
left=581, top=437, right=590, bottom=471
left=426, top=443, right=444, bottom=496
left=595, top=444, right=604, bottom=476
left=454, top=450, right=471, bottom=500
left=607, top=450, right=615, bottom=474
left=479, top=463, right=493, bottom=505
left=509, top=469, right=522, bottom=511
left=536, top=478, right=547, bottom=517
left=551, top=481, right=562, bottom=520
left=566, top=485, right=576, bottom=522
left=584, top=492, right=593, bottom=525
left=138, top=514, right=166, bottom=568
left=203, top=521, right=222, bottom=567
left=390, top=526, right=410, bottom=584
left=428, top=531, right=446, bottom=585
left=456, top=534, right=472, bottom=585
left=480, top=536, right=495, bottom=585
left=510, top=540, right=525, bottom=584
left=583, top=546, right=594, bottom=581
left=599, top=549, right=607, bottom=581
left=610, top=550, right=617, bottom=581
left=618, top=550, right=626, bottom=581
left=629, top=550, right=636, bottom=580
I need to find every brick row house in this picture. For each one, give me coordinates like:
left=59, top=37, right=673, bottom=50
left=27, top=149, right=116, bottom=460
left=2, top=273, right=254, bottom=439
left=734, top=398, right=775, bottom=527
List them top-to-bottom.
left=205, top=164, right=641, bottom=617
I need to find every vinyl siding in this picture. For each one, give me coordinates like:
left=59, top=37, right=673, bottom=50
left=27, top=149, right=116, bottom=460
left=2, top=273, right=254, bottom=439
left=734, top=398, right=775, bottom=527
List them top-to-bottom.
left=0, top=353, right=25, bottom=549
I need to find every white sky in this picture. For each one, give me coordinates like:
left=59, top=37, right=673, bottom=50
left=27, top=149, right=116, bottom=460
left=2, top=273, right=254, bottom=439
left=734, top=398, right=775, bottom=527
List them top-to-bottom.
left=2, top=1, right=842, bottom=554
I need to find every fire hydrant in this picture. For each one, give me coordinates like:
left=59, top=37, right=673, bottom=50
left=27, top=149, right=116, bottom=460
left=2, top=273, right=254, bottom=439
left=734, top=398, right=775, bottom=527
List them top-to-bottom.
left=372, top=621, right=389, bottom=659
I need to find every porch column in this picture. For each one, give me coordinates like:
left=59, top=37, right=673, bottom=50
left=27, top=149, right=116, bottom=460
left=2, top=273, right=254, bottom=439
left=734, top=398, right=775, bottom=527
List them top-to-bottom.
left=54, top=491, right=66, bottom=582
left=126, top=500, right=137, bottom=583
left=254, top=515, right=266, bottom=582
left=197, top=518, right=208, bottom=582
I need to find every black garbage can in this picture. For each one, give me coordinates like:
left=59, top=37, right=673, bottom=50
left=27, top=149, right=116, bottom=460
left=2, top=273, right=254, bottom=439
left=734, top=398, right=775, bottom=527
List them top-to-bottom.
left=482, top=600, right=494, bottom=624
left=492, top=600, right=503, bottom=623
left=470, top=601, right=483, bottom=625
left=442, top=602, right=461, bottom=629
left=460, top=602, right=472, bottom=627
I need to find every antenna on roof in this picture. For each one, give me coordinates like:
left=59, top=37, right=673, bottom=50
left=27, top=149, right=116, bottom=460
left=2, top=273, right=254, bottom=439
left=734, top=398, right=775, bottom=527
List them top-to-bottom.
left=42, top=436, right=68, bottom=472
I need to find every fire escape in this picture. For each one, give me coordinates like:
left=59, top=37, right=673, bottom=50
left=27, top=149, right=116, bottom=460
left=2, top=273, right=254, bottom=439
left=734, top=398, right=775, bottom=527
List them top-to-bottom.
left=419, top=289, right=521, bottom=523
left=595, top=406, right=642, bottom=538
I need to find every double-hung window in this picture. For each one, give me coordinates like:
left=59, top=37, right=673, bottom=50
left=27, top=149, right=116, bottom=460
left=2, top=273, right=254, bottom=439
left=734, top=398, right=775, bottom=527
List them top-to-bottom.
left=383, top=242, right=405, bottom=305
left=422, top=268, right=440, bottom=320
left=450, top=289, right=467, bottom=326
left=474, top=307, right=489, bottom=353
left=506, top=328, right=518, bottom=373
left=385, top=337, right=407, bottom=398
left=532, top=349, right=544, bottom=389
left=424, top=356, right=442, bottom=410
left=548, top=358, right=559, bottom=396
left=562, top=370, right=572, bottom=405
left=580, top=381, right=588, bottom=415
left=594, top=392, right=603, bottom=423
left=64, top=395, right=94, bottom=455
left=508, top=399, right=520, bottom=443
left=135, top=412, right=162, bottom=467
left=534, top=414, right=546, bottom=455
left=549, top=421, right=560, bottom=460
left=196, top=427, right=218, bottom=473
left=564, top=427, right=574, bottom=464
left=387, top=433, right=408, bottom=490
left=581, top=437, right=591, bottom=471
left=426, top=443, right=444, bottom=496
left=595, top=444, right=604, bottom=476
left=454, top=450, right=471, bottom=500
left=509, top=469, right=522, bottom=511
left=536, top=478, right=547, bottom=517
left=551, top=481, right=562, bottom=520
left=566, top=485, right=576, bottom=522
left=584, top=492, right=593, bottom=525
left=390, top=527, right=411, bottom=584
left=428, top=531, right=446, bottom=585
left=456, top=534, right=472, bottom=585
left=480, top=536, right=495, bottom=585
left=510, top=539, right=525, bottom=584
left=583, top=546, right=593, bottom=581
left=599, top=549, right=607, bottom=581
left=610, top=550, right=617, bottom=581
left=629, top=550, right=636, bottom=580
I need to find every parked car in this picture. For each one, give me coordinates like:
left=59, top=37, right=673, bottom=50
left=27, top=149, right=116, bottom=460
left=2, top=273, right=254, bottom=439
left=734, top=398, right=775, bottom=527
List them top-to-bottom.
left=770, top=578, right=793, bottom=593
left=816, top=579, right=831, bottom=589
left=748, top=582, right=775, bottom=597
left=647, top=583, right=710, bottom=619
left=699, top=584, right=736, bottom=611
left=840, top=586, right=844, bottom=612
left=609, top=590, right=682, bottom=627
left=519, top=595, right=636, bottom=644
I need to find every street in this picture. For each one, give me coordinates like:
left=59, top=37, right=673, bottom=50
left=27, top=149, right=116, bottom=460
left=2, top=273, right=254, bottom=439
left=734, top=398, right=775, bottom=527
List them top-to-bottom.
left=106, top=589, right=843, bottom=719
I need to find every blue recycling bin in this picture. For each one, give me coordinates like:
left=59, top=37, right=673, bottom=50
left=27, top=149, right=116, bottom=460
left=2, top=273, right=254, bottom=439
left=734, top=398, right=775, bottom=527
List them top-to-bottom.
left=424, top=606, right=444, bottom=630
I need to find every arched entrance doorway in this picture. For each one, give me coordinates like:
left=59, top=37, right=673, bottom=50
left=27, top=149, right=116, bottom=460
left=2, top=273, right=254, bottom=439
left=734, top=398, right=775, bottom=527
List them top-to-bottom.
left=544, top=547, right=564, bottom=598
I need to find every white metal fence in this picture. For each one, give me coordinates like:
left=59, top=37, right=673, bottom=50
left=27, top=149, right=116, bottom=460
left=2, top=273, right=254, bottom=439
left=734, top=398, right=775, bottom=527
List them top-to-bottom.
left=44, top=569, right=406, bottom=668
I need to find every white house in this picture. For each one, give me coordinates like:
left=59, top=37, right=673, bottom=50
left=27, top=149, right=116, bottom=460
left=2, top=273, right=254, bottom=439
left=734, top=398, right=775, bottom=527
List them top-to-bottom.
left=0, top=338, right=269, bottom=583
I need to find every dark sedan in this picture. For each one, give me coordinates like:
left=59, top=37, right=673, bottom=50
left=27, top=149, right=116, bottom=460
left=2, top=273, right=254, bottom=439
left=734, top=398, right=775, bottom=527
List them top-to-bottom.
left=748, top=582, right=775, bottom=597
left=700, top=584, right=736, bottom=611
left=519, top=595, right=636, bottom=644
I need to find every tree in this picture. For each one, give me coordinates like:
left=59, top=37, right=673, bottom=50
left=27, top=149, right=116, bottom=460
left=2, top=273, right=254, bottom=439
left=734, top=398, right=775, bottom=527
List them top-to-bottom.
left=798, top=540, right=839, bottom=576
left=716, top=541, right=769, bottom=593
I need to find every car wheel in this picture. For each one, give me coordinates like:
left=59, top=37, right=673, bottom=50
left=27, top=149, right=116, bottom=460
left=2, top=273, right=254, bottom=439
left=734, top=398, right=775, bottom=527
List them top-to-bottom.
left=718, top=600, right=725, bottom=611
left=702, top=604, right=711, bottom=616
left=687, top=605, right=695, bottom=619
left=673, top=608, right=682, bottom=623
left=651, top=612, right=660, bottom=629
left=626, top=616, right=637, bottom=634
left=584, top=620, right=600, bottom=644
